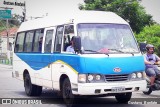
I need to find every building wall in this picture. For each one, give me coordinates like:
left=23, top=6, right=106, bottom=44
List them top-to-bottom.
left=0, top=36, right=15, bottom=54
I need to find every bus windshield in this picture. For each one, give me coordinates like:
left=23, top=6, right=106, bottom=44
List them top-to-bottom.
left=77, top=23, right=139, bottom=54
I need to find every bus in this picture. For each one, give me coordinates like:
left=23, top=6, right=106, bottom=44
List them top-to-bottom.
left=12, top=10, right=147, bottom=104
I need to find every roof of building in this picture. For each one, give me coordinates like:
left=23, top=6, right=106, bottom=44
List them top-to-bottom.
left=0, top=27, right=18, bottom=37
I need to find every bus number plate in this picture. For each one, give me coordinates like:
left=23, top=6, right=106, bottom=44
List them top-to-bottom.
left=111, top=87, right=125, bottom=92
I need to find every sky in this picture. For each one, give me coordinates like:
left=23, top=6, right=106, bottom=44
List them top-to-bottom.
left=0, top=0, right=160, bottom=23
left=0, top=0, right=84, bottom=19
left=140, top=0, right=160, bottom=23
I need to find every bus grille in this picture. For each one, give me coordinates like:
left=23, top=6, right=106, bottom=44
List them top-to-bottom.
left=105, top=74, right=129, bottom=82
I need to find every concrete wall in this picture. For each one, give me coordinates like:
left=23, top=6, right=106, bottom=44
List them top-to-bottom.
left=0, top=36, right=15, bottom=54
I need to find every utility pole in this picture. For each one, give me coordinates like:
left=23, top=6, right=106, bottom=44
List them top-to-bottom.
left=21, top=1, right=26, bottom=22
left=24, top=1, right=26, bottom=21
left=6, top=18, right=10, bottom=60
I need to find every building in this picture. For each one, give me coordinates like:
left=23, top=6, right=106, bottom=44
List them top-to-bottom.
left=0, top=27, right=18, bottom=54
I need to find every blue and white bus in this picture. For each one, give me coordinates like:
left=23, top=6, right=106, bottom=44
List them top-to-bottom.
left=13, top=11, right=147, bottom=103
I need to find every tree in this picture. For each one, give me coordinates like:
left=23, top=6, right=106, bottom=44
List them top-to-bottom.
left=79, top=0, right=154, bottom=33
left=0, top=14, right=21, bottom=33
left=9, top=14, right=21, bottom=26
left=0, top=20, right=6, bottom=32
left=135, top=24, right=160, bottom=55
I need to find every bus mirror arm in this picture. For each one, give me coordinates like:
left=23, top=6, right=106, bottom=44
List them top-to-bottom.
left=73, top=36, right=81, bottom=54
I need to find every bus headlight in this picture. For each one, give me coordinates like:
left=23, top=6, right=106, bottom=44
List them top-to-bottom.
left=130, top=72, right=144, bottom=80
left=137, top=72, right=142, bottom=78
left=131, top=73, right=136, bottom=79
left=78, top=74, right=86, bottom=83
left=88, top=74, right=94, bottom=81
left=95, top=75, right=101, bottom=81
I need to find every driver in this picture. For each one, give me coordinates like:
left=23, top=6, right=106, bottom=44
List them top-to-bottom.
left=66, top=36, right=75, bottom=53
left=144, top=44, right=160, bottom=90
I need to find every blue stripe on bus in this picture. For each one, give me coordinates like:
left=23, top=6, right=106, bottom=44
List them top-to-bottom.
left=16, top=53, right=145, bottom=75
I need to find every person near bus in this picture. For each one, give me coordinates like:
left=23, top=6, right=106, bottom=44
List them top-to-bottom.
left=66, top=36, right=75, bottom=53
left=39, top=37, right=43, bottom=52
left=144, top=44, right=160, bottom=90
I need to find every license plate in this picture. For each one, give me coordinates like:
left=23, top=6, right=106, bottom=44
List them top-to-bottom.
left=111, top=87, right=125, bottom=92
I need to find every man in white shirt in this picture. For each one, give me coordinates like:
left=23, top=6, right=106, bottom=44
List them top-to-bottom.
left=66, top=36, right=75, bottom=53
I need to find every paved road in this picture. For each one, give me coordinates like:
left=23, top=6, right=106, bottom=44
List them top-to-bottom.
left=0, top=64, right=160, bottom=107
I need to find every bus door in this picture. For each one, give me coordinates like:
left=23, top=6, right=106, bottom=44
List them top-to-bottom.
left=51, top=25, right=75, bottom=90
left=36, top=27, right=56, bottom=88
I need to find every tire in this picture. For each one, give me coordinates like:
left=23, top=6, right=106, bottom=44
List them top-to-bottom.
left=24, top=74, right=42, bottom=96
left=62, top=78, right=75, bottom=106
left=143, top=78, right=152, bottom=95
left=143, top=87, right=152, bottom=95
left=115, top=92, right=132, bottom=103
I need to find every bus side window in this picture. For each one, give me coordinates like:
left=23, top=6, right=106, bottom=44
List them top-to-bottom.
left=63, top=25, right=74, bottom=51
left=54, top=26, right=64, bottom=52
left=33, top=29, right=44, bottom=52
left=44, top=30, right=54, bottom=53
left=24, top=31, right=34, bottom=52
left=15, top=32, right=25, bottom=52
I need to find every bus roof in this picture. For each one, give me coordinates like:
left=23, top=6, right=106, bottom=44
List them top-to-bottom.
left=18, top=10, right=128, bottom=32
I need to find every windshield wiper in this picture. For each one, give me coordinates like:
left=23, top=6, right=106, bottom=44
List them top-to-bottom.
left=108, top=49, right=134, bottom=56
left=108, top=49, right=125, bottom=53
left=84, top=50, right=109, bottom=56
left=125, top=52, right=134, bottom=56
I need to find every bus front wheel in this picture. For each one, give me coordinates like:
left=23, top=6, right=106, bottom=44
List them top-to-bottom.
left=24, top=74, right=42, bottom=96
left=62, top=78, right=75, bottom=105
left=115, top=92, right=132, bottom=103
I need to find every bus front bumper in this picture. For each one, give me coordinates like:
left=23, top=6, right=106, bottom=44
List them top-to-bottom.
left=72, top=80, right=147, bottom=95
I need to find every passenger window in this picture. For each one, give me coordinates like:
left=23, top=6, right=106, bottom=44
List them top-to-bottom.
left=63, top=25, right=74, bottom=51
left=54, top=26, right=64, bottom=52
left=33, top=29, right=44, bottom=52
left=44, top=30, right=54, bottom=53
left=24, top=31, right=34, bottom=52
left=15, top=32, right=25, bottom=52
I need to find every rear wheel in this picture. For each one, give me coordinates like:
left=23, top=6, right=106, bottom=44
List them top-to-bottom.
left=24, top=74, right=42, bottom=96
left=115, top=92, right=132, bottom=103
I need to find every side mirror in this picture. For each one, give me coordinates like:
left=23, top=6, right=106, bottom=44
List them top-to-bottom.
left=73, top=36, right=81, bottom=53
left=139, top=43, right=147, bottom=52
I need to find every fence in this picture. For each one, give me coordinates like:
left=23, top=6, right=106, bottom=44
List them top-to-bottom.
left=0, top=53, right=12, bottom=65
left=0, top=59, right=12, bottom=65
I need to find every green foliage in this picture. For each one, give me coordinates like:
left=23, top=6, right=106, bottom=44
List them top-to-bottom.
left=79, top=0, right=154, bottom=33
left=0, top=14, right=20, bottom=33
left=10, top=14, right=21, bottom=26
left=0, top=20, right=6, bottom=32
left=135, top=24, right=160, bottom=55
